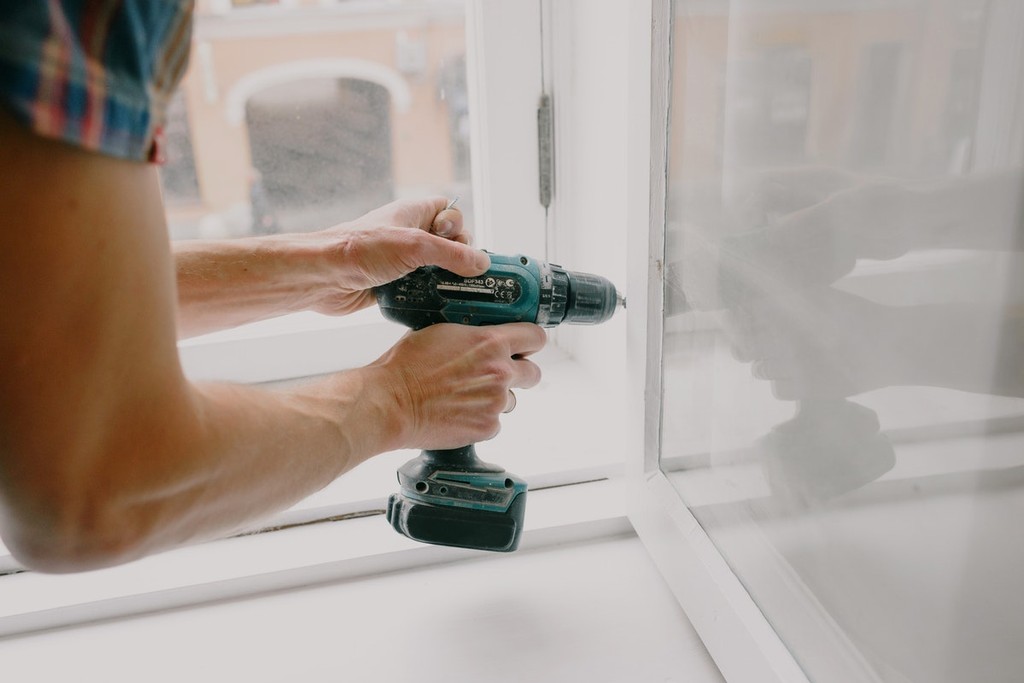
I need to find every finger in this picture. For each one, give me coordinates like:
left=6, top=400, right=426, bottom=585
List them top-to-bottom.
left=402, top=196, right=451, bottom=229
left=431, top=207, right=469, bottom=244
left=410, top=231, right=490, bottom=276
left=493, top=323, right=547, bottom=357
left=511, top=358, right=542, bottom=389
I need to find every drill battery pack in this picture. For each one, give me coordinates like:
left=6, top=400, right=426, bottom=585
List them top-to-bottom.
left=384, top=445, right=528, bottom=552
left=386, top=489, right=527, bottom=552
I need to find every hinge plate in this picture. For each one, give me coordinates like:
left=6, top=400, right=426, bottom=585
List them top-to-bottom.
left=537, top=93, right=553, bottom=209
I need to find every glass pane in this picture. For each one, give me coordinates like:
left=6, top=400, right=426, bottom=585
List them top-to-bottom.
left=161, top=0, right=472, bottom=240
left=662, top=1, right=1024, bottom=680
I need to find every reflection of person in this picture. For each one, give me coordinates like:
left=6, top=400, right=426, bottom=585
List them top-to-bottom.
left=0, top=3, right=545, bottom=572
left=669, top=165, right=1023, bottom=503
left=670, top=165, right=1024, bottom=399
left=727, top=290, right=1024, bottom=400
left=758, top=400, right=895, bottom=507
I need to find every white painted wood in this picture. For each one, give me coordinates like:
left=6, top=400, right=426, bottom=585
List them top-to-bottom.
left=465, top=0, right=546, bottom=258
left=542, top=0, right=630, bottom=376
left=624, top=0, right=661, bottom=486
left=624, top=3, right=809, bottom=681
left=178, top=308, right=402, bottom=383
left=629, top=475, right=812, bottom=683
left=0, top=480, right=628, bottom=638
left=0, top=535, right=725, bottom=683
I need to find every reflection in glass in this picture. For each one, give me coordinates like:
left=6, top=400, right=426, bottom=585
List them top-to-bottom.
left=662, top=1, right=1024, bottom=680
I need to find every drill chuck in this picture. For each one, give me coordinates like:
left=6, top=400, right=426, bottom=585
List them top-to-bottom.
left=554, top=267, right=620, bottom=325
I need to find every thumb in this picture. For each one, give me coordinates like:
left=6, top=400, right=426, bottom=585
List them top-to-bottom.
left=414, top=232, right=491, bottom=276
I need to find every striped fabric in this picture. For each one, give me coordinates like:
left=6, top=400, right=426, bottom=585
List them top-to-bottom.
left=0, top=0, right=194, bottom=162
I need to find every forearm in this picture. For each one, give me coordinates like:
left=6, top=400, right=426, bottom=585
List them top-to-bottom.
left=174, top=198, right=487, bottom=339
left=174, top=235, right=330, bottom=338
left=2, top=365, right=401, bottom=573
left=130, top=370, right=397, bottom=555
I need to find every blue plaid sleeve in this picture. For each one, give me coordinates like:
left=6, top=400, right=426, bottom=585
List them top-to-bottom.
left=0, top=0, right=194, bottom=162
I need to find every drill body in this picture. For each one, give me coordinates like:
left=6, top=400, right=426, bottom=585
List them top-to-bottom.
left=375, top=253, right=620, bottom=552
left=376, top=253, right=618, bottom=330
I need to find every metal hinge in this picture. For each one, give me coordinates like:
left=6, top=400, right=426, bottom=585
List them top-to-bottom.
left=537, top=93, right=553, bottom=209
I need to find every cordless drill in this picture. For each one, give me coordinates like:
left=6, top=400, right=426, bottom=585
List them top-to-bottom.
left=375, top=252, right=622, bottom=552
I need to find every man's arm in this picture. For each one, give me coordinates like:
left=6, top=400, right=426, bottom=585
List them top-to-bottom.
left=0, top=111, right=544, bottom=573
left=173, top=197, right=485, bottom=339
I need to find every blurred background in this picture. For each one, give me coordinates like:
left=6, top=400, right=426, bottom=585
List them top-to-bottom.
left=160, top=0, right=471, bottom=239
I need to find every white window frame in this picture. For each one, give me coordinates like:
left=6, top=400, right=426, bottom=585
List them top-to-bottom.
left=623, top=3, right=811, bottom=682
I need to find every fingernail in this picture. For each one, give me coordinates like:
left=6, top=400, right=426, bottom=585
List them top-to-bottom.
left=438, top=219, right=454, bottom=236
left=475, top=250, right=491, bottom=270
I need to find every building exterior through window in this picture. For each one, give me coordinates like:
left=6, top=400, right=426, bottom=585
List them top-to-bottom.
left=160, top=0, right=471, bottom=241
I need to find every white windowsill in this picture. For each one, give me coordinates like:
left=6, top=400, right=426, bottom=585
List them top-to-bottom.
left=0, top=477, right=629, bottom=639
left=0, top=530, right=728, bottom=683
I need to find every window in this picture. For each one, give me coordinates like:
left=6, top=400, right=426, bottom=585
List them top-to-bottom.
left=1, top=0, right=631, bottom=637
left=165, top=1, right=472, bottom=241
left=629, top=1, right=1024, bottom=681
left=245, top=77, right=395, bottom=233
left=160, top=92, right=203, bottom=208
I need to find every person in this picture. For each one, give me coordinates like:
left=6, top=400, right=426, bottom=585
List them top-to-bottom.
left=0, top=2, right=546, bottom=573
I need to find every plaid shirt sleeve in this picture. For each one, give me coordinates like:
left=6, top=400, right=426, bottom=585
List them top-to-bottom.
left=0, top=0, right=194, bottom=163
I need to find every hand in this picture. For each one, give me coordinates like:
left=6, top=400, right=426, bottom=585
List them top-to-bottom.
left=305, top=197, right=490, bottom=316
left=362, top=323, right=547, bottom=451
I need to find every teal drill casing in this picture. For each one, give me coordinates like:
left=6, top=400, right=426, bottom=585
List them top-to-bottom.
left=375, top=252, right=620, bottom=552
left=377, top=253, right=544, bottom=330
left=385, top=445, right=528, bottom=552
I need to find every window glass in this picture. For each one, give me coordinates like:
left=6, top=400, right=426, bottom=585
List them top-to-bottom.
left=162, top=0, right=472, bottom=240
left=662, top=1, right=1024, bottom=680
left=245, top=77, right=394, bottom=232
left=160, top=92, right=202, bottom=207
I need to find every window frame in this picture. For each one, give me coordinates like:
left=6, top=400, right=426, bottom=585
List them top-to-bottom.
left=623, top=3, right=811, bottom=682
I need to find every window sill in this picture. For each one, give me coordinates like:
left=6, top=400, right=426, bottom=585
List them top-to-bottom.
left=178, top=308, right=402, bottom=384
left=0, top=477, right=629, bottom=640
